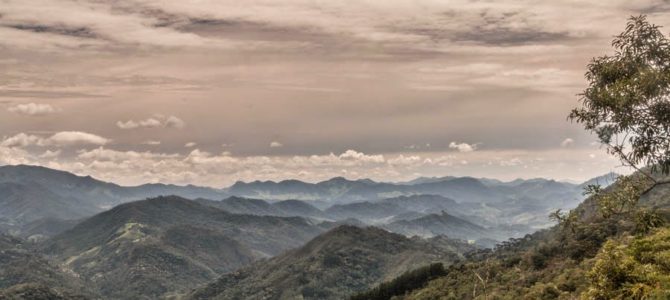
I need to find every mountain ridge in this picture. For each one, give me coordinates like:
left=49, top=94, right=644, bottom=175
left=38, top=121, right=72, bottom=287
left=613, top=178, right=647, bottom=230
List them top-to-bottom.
left=43, top=196, right=328, bottom=299
left=189, top=225, right=476, bottom=300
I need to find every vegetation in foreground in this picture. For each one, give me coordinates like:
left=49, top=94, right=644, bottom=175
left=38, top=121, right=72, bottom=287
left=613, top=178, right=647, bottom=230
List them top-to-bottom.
left=354, top=15, right=670, bottom=300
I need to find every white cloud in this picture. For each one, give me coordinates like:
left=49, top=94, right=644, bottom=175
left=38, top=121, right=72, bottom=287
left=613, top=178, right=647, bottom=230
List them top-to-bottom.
left=8, top=103, right=58, bottom=116
left=117, top=115, right=185, bottom=130
left=165, top=116, right=186, bottom=129
left=116, top=118, right=162, bottom=129
left=116, top=121, right=137, bottom=129
left=1, top=131, right=110, bottom=148
left=48, top=131, right=110, bottom=146
left=0, top=133, right=45, bottom=147
left=561, top=138, right=575, bottom=148
left=142, top=140, right=161, bottom=145
left=270, top=141, right=283, bottom=148
left=185, top=142, right=197, bottom=148
left=449, top=142, right=476, bottom=153
left=0, top=145, right=32, bottom=165
left=77, top=147, right=178, bottom=161
left=39, top=149, right=61, bottom=158
left=339, top=149, right=385, bottom=163
left=388, top=154, right=421, bottom=166
left=424, top=155, right=456, bottom=167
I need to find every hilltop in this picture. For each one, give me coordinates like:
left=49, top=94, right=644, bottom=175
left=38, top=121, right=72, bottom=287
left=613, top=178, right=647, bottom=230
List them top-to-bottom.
left=44, top=196, right=326, bottom=299
left=190, top=225, right=475, bottom=300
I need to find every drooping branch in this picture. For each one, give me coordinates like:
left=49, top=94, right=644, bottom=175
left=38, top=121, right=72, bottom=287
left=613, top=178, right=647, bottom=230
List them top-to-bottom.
left=604, top=141, right=658, bottom=183
left=640, top=179, right=670, bottom=196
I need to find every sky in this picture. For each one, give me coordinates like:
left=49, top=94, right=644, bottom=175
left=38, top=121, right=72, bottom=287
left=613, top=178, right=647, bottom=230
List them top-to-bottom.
left=1, top=0, right=669, bottom=187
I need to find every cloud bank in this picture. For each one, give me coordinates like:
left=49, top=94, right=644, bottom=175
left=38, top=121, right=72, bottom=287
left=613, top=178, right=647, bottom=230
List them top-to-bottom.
left=1, top=0, right=664, bottom=184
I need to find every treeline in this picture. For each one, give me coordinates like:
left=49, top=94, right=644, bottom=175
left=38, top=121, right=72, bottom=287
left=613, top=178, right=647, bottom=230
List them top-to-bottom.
left=350, top=263, right=446, bottom=300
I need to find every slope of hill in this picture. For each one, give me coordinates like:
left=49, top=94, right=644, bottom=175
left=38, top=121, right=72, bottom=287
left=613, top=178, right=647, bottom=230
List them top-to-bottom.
left=0, top=164, right=227, bottom=211
left=0, top=165, right=230, bottom=238
left=579, top=172, right=619, bottom=189
left=358, top=173, right=670, bottom=299
left=0, top=181, right=97, bottom=239
left=0, top=182, right=99, bottom=223
left=378, top=194, right=462, bottom=215
left=43, top=196, right=326, bottom=299
left=195, top=196, right=281, bottom=216
left=196, top=197, right=327, bottom=220
left=273, top=199, right=327, bottom=218
left=325, top=201, right=409, bottom=223
left=383, top=211, right=492, bottom=242
left=12, top=218, right=79, bottom=242
left=189, top=225, right=475, bottom=300
left=0, top=235, right=95, bottom=299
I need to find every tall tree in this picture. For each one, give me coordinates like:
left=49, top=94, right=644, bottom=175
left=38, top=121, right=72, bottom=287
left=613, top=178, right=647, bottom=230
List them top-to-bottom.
left=569, top=16, right=670, bottom=187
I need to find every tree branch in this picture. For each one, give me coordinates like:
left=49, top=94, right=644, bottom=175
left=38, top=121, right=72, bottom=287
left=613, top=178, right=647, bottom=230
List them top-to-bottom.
left=605, top=141, right=659, bottom=183
left=640, top=179, right=670, bottom=196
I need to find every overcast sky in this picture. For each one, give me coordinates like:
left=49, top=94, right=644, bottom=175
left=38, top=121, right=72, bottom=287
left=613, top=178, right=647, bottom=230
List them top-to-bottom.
left=1, top=0, right=669, bottom=187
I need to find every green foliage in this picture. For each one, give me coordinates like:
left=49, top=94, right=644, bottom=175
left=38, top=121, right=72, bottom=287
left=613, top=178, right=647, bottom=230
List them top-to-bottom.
left=388, top=15, right=670, bottom=300
left=569, top=15, right=670, bottom=175
left=549, top=175, right=651, bottom=261
left=579, top=175, right=664, bottom=236
left=584, top=176, right=651, bottom=219
left=395, top=178, right=670, bottom=299
left=550, top=208, right=579, bottom=234
left=633, top=209, right=666, bottom=235
left=191, top=226, right=472, bottom=300
left=583, top=228, right=670, bottom=299
left=322, top=252, right=344, bottom=267
left=350, top=263, right=447, bottom=300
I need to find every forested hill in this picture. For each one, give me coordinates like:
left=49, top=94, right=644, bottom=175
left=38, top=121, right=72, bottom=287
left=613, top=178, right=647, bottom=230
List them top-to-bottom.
left=353, top=15, right=670, bottom=300
left=352, top=172, right=670, bottom=299
left=189, top=225, right=475, bottom=300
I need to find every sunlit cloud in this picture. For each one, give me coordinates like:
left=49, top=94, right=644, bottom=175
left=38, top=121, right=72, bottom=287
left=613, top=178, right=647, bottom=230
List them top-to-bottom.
left=8, top=102, right=59, bottom=116
left=117, top=115, right=185, bottom=130
left=1, top=131, right=110, bottom=148
left=449, top=142, right=477, bottom=153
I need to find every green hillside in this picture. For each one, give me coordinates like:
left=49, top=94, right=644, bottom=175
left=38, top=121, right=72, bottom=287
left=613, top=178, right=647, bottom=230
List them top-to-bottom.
left=353, top=175, right=670, bottom=300
left=189, top=225, right=475, bottom=300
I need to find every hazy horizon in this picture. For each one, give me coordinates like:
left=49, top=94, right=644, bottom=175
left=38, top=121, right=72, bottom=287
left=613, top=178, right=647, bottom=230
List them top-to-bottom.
left=2, top=1, right=665, bottom=186
left=0, top=163, right=622, bottom=189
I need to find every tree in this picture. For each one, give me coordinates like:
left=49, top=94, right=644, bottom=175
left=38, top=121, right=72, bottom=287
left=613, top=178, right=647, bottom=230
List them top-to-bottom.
left=569, top=15, right=670, bottom=188
left=584, top=228, right=670, bottom=299
left=349, top=263, right=447, bottom=300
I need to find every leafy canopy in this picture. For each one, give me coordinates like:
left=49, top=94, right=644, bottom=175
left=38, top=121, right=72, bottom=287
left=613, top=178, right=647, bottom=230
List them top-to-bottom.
left=569, top=15, right=670, bottom=176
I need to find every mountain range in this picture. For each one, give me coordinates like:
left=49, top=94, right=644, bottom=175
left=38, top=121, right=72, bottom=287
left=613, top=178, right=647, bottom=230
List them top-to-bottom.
left=0, top=164, right=623, bottom=299
left=0, top=165, right=617, bottom=244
